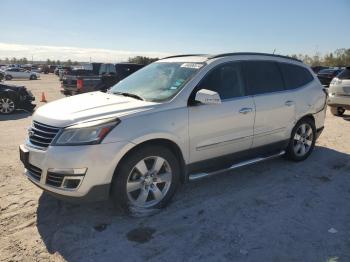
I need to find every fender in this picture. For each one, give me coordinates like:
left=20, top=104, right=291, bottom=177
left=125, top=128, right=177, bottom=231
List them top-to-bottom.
left=130, top=132, right=189, bottom=164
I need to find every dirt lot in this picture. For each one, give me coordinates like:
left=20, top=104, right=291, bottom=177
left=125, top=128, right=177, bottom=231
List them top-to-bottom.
left=0, top=74, right=350, bottom=262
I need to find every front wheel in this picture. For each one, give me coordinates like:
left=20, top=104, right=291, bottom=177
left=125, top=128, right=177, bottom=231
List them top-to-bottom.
left=5, top=75, right=12, bottom=80
left=330, top=107, right=345, bottom=116
left=285, top=118, right=316, bottom=161
left=111, top=145, right=180, bottom=214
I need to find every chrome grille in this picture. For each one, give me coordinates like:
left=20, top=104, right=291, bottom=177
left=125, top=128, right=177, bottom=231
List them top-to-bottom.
left=29, top=121, right=60, bottom=148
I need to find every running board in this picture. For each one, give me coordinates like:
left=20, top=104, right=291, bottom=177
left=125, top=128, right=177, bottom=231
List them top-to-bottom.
left=188, top=150, right=285, bottom=181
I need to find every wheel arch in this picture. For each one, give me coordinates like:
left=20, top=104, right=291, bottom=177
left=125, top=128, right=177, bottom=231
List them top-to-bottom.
left=297, top=114, right=315, bottom=125
left=112, top=138, right=187, bottom=186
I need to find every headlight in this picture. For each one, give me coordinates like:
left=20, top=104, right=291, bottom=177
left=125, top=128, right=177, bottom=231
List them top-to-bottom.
left=52, top=118, right=120, bottom=146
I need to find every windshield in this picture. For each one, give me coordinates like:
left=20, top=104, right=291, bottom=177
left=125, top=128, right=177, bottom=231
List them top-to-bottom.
left=110, top=62, right=204, bottom=102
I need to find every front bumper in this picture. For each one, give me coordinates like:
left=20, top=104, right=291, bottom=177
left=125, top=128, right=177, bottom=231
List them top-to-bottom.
left=19, top=93, right=36, bottom=111
left=20, top=140, right=134, bottom=202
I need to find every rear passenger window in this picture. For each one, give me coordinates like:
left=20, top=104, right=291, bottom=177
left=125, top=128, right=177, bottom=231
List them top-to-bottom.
left=243, top=61, right=284, bottom=95
left=197, top=62, right=245, bottom=99
left=279, top=63, right=314, bottom=89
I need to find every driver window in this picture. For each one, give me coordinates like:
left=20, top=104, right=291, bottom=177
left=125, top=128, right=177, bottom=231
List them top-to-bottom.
left=196, top=62, right=245, bottom=100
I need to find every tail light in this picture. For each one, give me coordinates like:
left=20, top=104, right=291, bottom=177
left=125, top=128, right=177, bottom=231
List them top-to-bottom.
left=77, top=79, right=84, bottom=90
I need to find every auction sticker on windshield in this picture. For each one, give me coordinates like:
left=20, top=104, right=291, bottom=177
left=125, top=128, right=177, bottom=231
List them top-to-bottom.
left=180, top=63, right=204, bottom=69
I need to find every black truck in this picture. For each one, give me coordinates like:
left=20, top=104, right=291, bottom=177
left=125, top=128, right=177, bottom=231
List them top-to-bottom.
left=61, top=63, right=144, bottom=95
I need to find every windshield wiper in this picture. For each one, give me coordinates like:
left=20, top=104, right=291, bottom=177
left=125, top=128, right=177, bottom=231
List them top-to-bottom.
left=113, top=92, right=144, bottom=101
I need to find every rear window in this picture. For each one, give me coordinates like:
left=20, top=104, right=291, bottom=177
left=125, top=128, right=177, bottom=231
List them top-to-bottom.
left=243, top=61, right=284, bottom=95
left=279, top=63, right=314, bottom=89
left=337, top=68, right=350, bottom=80
left=70, top=69, right=93, bottom=76
left=318, top=69, right=336, bottom=75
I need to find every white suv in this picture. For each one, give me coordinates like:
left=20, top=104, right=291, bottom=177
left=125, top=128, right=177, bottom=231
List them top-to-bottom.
left=19, top=53, right=327, bottom=213
left=328, top=67, right=350, bottom=116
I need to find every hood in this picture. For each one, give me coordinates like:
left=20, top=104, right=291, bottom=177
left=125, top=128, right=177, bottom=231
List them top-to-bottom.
left=0, top=83, right=25, bottom=91
left=34, top=91, right=158, bottom=127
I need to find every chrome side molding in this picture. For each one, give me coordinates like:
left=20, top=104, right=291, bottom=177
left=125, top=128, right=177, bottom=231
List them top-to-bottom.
left=188, top=151, right=285, bottom=181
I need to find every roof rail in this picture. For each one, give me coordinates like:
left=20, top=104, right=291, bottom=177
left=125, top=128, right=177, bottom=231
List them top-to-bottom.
left=208, top=52, right=302, bottom=62
left=160, top=54, right=209, bottom=60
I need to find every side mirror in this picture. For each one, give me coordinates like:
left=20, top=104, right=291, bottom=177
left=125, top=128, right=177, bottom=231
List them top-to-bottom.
left=195, top=89, right=221, bottom=105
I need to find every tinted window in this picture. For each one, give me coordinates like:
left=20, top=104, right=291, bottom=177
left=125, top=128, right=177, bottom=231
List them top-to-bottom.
left=243, top=61, right=284, bottom=95
left=196, top=62, right=245, bottom=99
left=280, top=63, right=314, bottom=89
left=99, top=64, right=107, bottom=74
left=338, top=68, right=350, bottom=80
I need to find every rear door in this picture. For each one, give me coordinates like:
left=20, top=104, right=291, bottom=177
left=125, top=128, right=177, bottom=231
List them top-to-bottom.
left=243, top=60, right=296, bottom=148
left=188, top=62, right=255, bottom=163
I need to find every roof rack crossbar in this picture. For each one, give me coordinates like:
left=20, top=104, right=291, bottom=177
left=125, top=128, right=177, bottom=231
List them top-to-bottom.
left=208, top=52, right=302, bottom=62
left=160, top=54, right=209, bottom=60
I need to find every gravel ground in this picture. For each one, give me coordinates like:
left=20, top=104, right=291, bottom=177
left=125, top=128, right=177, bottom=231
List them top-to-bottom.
left=0, top=74, right=350, bottom=262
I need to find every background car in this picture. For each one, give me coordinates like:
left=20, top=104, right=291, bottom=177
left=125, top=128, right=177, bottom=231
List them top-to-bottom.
left=61, top=63, right=144, bottom=95
left=311, top=66, right=329, bottom=74
left=328, top=66, right=350, bottom=116
left=3, top=68, right=40, bottom=80
left=317, top=68, right=342, bottom=86
left=0, top=83, right=36, bottom=114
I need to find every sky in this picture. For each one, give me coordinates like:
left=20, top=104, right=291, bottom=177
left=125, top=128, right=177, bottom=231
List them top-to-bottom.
left=0, top=0, right=349, bottom=62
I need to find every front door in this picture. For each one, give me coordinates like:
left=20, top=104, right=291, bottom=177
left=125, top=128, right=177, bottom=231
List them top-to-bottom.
left=188, top=62, right=255, bottom=163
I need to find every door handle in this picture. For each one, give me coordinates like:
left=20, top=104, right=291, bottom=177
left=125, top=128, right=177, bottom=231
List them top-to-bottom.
left=285, top=100, right=294, bottom=107
left=239, top=107, right=253, bottom=114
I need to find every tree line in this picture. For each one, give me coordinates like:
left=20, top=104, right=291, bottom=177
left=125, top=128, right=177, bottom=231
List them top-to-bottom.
left=1, top=48, right=349, bottom=67
left=290, top=48, right=350, bottom=67
left=0, top=57, right=80, bottom=66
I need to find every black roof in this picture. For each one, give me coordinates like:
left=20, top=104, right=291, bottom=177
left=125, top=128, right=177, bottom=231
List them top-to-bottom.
left=161, top=52, right=301, bottom=62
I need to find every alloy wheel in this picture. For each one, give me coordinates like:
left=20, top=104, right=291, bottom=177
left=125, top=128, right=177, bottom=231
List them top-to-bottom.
left=0, top=97, right=15, bottom=114
left=293, top=123, right=314, bottom=157
left=126, top=156, right=172, bottom=208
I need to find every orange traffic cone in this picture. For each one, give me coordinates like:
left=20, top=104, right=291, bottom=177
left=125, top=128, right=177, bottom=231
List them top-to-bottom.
left=40, top=92, right=47, bottom=102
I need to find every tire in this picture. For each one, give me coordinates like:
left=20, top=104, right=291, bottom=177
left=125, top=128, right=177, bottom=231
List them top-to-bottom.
left=5, top=75, right=12, bottom=81
left=30, top=75, right=37, bottom=80
left=0, top=96, right=16, bottom=114
left=330, top=107, right=345, bottom=116
left=285, top=118, right=316, bottom=161
left=111, top=145, right=181, bottom=214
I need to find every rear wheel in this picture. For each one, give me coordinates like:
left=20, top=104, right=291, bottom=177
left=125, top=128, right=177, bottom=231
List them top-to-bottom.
left=5, top=75, right=12, bottom=80
left=30, top=75, right=37, bottom=80
left=0, top=96, right=16, bottom=114
left=330, top=107, right=345, bottom=116
left=285, top=118, right=316, bottom=161
left=111, top=145, right=180, bottom=214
